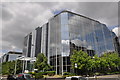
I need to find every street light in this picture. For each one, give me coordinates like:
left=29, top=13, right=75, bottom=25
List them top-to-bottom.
left=75, top=63, right=77, bottom=75
left=34, top=69, right=38, bottom=80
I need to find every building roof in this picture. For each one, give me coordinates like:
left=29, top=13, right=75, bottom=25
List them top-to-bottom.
left=53, top=10, right=100, bottom=23
left=8, top=51, right=22, bottom=54
left=17, top=56, right=36, bottom=61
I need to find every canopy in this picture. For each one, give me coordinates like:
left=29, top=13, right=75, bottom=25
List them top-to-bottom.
left=16, top=56, right=36, bottom=61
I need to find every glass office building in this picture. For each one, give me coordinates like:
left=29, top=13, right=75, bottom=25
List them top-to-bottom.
left=23, top=10, right=117, bottom=74
left=2, top=51, right=22, bottom=62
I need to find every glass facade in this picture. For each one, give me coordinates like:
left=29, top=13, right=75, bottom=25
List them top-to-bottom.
left=23, top=10, right=116, bottom=74
left=48, top=11, right=116, bottom=74
left=68, top=12, right=115, bottom=56
left=49, top=14, right=61, bottom=74
left=23, top=27, right=42, bottom=58
left=35, top=27, right=42, bottom=57
left=31, top=30, right=36, bottom=57
left=23, top=33, right=32, bottom=57
left=2, top=52, right=22, bottom=62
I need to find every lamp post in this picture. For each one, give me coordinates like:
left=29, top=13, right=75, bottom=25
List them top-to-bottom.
left=22, top=56, right=25, bottom=73
left=14, top=60, right=17, bottom=75
left=75, top=63, right=77, bottom=75
left=34, top=69, right=38, bottom=80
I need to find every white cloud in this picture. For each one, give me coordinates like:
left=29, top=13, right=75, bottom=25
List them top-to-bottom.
left=1, top=0, right=119, bottom=2
left=1, top=2, right=118, bottom=54
left=112, top=27, right=120, bottom=37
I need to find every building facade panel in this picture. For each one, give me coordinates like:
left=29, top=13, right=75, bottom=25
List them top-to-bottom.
left=61, top=12, right=70, bottom=73
left=49, top=14, right=61, bottom=74
left=35, top=27, right=42, bottom=57
left=31, top=30, right=36, bottom=57
left=23, top=33, right=32, bottom=57
left=2, top=51, right=22, bottom=62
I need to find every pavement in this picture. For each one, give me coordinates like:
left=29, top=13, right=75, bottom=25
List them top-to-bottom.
left=1, top=74, right=120, bottom=80
left=91, top=74, right=120, bottom=78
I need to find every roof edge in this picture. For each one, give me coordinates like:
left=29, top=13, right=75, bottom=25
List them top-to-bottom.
left=53, top=10, right=100, bottom=23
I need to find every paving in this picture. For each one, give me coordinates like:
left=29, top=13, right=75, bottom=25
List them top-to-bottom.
left=1, top=74, right=120, bottom=80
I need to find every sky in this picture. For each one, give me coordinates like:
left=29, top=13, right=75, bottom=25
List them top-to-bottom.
left=0, top=1, right=119, bottom=57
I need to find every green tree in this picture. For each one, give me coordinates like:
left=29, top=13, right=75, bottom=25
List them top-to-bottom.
left=70, top=50, right=91, bottom=75
left=70, top=50, right=120, bottom=75
left=101, top=52, right=120, bottom=73
left=34, top=53, right=52, bottom=71
left=2, top=60, right=23, bottom=75
left=16, top=60, right=23, bottom=74
left=2, top=61, right=15, bottom=74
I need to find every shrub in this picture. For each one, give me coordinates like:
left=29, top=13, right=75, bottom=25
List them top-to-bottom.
left=46, top=71, right=55, bottom=76
left=35, top=72, right=43, bottom=79
left=38, top=72, right=47, bottom=75
left=63, top=72, right=75, bottom=76
left=63, top=72, right=76, bottom=78
left=63, top=72, right=69, bottom=75
left=95, top=72, right=101, bottom=76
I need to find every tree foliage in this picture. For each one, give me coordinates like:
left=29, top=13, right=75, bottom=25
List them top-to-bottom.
left=70, top=50, right=120, bottom=75
left=70, top=50, right=91, bottom=75
left=34, top=53, right=52, bottom=71
left=2, top=60, right=22, bottom=75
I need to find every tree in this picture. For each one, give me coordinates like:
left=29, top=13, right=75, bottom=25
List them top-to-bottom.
left=70, top=50, right=91, bottom=75
left=70, top=50, right=120, bottom=75
left=101, top=52, right=120, bottom=73
left=34, top=53, right=52, bottom=71
left=2, top=60, right=22, bottom=75
left=16, top=60, right=23, bottom=74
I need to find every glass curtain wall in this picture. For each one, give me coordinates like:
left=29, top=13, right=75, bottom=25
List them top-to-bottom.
left=48, top=11, right=116, bottom=74
left=61, top=12, right=70, bottom=73
left=68, top=12, right=115, bottom=56
left=49, top=15, right=61, bottom=74
left=41, top=24, right=47, bottom=56
left=102, top=24, right=115, bottom=53
left=35, top=27, right=42, bottom=57
left=31, top=30, right=36, bottom=57
left=23, top=33, right=32, bottom=57
left=28, top=34, right=32, bottom=57
left=23, top=35, right=29, bottom=57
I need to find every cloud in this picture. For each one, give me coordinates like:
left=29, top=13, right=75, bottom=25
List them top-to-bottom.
left=1, top=0, right=120, bottom=2
left=1, top=2, right=118, bottom=56
left=1, top=2, right=55, bottom=52
left=2, top=7, right=13, bottom=21
left=112, top=27, right=120, bottom=37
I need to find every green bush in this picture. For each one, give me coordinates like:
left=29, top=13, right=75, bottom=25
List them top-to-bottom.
left=46, top=71, right=55, bottom=76
left=108, top=71, right=120, bottom=74
left=35, top=72, right=43, bottom=79
left=38, top=72, right=47, bottom=75
left=63, top=72, right=75, bottom=76
left=63, top=72, right=76, bottom=78
left=63, top=72, right=69, bottom=75
left=95, top=72, right=101, bottom=76
left=113, top=72, right=120, bottom=74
